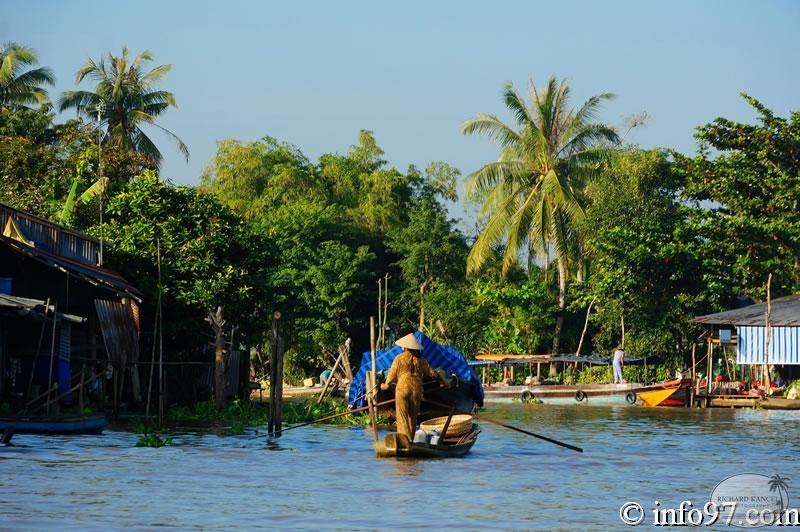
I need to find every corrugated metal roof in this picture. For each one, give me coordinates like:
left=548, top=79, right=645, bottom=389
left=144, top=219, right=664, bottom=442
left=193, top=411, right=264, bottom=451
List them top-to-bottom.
left=0, top=235, right=142, bottom=302
left=0, top=293, right=86, bottom=323
left=693, top=295, right=800, bottom=326
left=94, top=299, right=140, bottom=367
left=737, top=326, right=800, bottom=365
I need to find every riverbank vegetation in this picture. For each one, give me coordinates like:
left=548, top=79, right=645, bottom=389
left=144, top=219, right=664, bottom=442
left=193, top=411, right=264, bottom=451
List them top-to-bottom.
left=3, top=42, right=799, bottom=401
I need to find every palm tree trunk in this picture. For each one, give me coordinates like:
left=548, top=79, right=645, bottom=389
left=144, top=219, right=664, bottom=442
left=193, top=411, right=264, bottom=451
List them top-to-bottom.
left=551, top=256, right=568, bottom=355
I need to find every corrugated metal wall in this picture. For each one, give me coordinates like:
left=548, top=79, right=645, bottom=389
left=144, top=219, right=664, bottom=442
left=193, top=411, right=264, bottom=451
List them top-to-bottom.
left=737, top=326, right=800, bottom=364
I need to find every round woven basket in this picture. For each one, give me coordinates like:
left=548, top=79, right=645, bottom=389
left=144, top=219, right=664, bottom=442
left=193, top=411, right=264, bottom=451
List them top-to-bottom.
left=420, top=414, right=473, bottom=437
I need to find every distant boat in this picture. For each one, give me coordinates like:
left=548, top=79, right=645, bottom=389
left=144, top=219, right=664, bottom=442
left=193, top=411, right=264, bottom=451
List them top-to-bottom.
left=0, top=414, right=107, bottom=435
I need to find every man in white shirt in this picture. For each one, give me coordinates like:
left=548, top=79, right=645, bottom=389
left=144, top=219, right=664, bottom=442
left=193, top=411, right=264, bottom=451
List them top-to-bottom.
left=613, top=348, right=625, bottom=384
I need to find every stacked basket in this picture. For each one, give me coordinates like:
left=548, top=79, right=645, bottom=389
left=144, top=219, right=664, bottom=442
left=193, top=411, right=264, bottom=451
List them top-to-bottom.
left=420, top=414, right=473, bottom=439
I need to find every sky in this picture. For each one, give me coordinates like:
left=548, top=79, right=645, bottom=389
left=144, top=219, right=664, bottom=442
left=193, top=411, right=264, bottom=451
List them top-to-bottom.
left=6, top=0, right=800, bottom=226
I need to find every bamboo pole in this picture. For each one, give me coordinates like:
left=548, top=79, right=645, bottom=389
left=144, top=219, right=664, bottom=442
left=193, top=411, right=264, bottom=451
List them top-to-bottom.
left=764, top=274, right=772, bottom=395
left=25, top=297, right=51, bottom=402
left=369, top=316, right=379, bottom=441
left=690, top=343, right=696, bottom=407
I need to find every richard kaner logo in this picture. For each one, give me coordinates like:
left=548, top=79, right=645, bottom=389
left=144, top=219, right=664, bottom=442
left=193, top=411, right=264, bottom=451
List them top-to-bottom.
left=711, top=472, right=794, bottom=528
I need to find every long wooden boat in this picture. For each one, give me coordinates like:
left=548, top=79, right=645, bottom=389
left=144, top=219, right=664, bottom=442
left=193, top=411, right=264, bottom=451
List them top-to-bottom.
left=637, top=378, right=692, bottom=407
left=638, top=386, right=680, bottom=407
left=760, top=397, right=800, bottom=410
left=0, top=414, right=107, bottom=435
left=374, top=427, right=479, bottom=458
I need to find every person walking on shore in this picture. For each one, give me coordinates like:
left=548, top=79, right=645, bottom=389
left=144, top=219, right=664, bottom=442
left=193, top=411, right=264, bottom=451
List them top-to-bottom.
left=613, top=347, right=625, bottom=384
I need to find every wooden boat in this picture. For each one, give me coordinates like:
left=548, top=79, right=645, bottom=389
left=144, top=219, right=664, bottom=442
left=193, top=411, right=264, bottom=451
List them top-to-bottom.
left=636, top=378, right=692, bottom=407
left=760, top=397, right=800, bottom=410
left=0, top=414, right=107, bottom=435
left=373, top=427, right=480, bottom=458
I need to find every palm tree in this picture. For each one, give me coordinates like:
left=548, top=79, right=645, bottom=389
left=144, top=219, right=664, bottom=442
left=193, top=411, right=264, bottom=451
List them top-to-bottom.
left=0, top=42, right=55, bottom=111
left=58, top=47, right=188, bottom=167
left=463, top=77, right=618, bottom=354
left=768, top=473, right=790, bottom=511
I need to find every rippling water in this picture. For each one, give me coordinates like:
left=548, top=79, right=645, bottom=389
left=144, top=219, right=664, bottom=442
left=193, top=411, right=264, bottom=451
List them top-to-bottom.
left=2, top=405, right=798, bottom=530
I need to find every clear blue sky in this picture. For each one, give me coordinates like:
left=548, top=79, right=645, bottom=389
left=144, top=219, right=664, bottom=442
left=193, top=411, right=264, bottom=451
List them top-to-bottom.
left=7, top=0, right=800, bottom=225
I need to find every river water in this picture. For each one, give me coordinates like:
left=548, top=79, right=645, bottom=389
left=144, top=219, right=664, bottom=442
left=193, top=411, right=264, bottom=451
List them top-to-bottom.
left=1, top=404, right=798, bottom=530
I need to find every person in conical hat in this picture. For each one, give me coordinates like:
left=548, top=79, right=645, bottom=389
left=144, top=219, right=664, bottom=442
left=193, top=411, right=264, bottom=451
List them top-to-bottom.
left=380, top=332, right=446, bottom=440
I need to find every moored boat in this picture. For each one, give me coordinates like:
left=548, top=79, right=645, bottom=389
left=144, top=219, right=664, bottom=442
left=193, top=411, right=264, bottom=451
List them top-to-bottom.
left=637, top=387, right=679, bottom=407
left=760, top=397, right=800, bottom=410
left=0, top=413, right=107, bottom=435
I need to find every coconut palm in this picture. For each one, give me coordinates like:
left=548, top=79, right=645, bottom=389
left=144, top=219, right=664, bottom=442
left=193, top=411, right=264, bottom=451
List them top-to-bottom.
left=0, top=42, right=55, bottom=111
left=58, top=47, right=188, bottom=167
left=463, top=77, right=618, bottom=354
left=768, top=473, right=790, bottom=511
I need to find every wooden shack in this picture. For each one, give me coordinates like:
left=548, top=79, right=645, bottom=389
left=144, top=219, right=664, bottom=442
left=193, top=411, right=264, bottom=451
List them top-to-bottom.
left=0, top=203, right=142, bottom=412
left=692, top=295, right=800, bottom=406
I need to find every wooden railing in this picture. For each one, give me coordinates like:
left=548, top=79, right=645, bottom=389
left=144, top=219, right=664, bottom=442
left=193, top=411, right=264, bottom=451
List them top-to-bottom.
left=0, top=203, right=99, bottom=266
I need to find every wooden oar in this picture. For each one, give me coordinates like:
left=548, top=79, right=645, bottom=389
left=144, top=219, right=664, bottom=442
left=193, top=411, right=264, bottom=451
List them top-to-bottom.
left=275, top=398, right=395, bottom=435
left=423, top=398, right=583, bottom=453
left=477, top=414, right=583, bottom=453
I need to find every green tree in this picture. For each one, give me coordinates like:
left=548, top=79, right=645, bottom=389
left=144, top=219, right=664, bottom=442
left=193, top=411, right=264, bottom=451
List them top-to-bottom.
left=0, top=42, right=55, bottom=111
left=58, top=47, right=188, bottom=168
left=463, top=77, right=618, bottom=354
left=674, top=94, right=800, bottom=302
left=200, top=137, right=322, bottom=219
left=579, top=148, right=701, bottom=358
left=99, top=171, right=265, bottom=358
left=387, top=194, right=468, bottom=331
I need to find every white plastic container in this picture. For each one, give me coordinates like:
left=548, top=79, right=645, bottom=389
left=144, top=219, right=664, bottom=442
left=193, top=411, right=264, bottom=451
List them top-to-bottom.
left=413, top=428, right=427, bottom=443
left=428, top=429, right=441, bottom=445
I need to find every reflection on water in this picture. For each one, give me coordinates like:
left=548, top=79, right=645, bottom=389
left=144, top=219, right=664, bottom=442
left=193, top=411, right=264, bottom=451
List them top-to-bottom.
left=1, top=405, right=798, bottom=530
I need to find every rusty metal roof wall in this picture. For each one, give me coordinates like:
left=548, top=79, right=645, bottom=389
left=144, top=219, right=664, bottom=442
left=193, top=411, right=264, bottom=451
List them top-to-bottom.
left=0, top=235, right=142, bottom=302
left=693, top=295, right=800, bottom=326
left=94, top=299, right=140, bottom=367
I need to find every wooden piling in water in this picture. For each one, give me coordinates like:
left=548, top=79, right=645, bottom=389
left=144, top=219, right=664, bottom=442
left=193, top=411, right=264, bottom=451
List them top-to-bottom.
left=268, top=312, right=284, bottom=437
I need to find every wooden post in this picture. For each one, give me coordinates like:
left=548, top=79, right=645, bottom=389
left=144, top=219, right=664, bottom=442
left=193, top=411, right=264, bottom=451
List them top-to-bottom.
left=764, top=274, right=772, bottom=395
left=46, top=302, right=58, bottom=415
left=205, top=306, right=226, bottom=412
left=268, top=312, right=284, bottom=437
left=369, top=316, right=379, bottom=441
left=706, top=337, right=713, bottom=397
left=690, top=343, right=696, bottom=407
left=78, top=362, right=85, bottom=413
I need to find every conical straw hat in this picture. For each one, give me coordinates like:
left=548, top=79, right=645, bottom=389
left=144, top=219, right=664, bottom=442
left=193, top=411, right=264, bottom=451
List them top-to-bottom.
left=395, top=333, right=423, bottom=351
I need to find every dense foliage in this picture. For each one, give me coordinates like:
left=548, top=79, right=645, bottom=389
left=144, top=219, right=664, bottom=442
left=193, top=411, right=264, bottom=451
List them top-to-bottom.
left=3, top=42, right=798, bottom=396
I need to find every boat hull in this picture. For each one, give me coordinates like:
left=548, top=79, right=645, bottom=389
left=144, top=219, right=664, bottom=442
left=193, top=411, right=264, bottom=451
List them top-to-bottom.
left=483, top=383, right=641, bottom=406
left=638, top=387, right=679, bottom=407
left=761, top=397, right=800, bottom=410
left=0, top=414, right=107, bottom=435
left=374, top=428, right=478, bottom=458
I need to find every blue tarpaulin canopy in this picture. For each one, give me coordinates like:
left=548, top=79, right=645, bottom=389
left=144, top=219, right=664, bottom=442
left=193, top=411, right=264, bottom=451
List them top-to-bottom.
left=348, top=331, right=484, bottom=409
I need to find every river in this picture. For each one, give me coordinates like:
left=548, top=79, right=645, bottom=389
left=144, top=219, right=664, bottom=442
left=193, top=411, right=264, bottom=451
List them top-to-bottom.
left=1, top=404, right=798, bottom=530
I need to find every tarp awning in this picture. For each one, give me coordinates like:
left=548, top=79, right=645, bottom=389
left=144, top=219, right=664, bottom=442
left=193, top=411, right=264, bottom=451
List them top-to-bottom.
left=348, top=331, right=483, bottom=409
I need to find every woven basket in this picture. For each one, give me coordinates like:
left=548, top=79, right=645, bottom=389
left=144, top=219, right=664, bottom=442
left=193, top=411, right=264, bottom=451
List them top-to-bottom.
left=420, top=414, right=473, bottom=437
